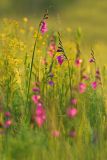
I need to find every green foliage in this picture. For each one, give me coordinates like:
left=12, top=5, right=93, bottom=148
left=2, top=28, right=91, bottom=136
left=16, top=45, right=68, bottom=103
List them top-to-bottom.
left=0, top=16, right=107, bottom=160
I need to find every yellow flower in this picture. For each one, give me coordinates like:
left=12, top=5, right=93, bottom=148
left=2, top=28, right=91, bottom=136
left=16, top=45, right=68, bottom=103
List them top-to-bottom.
left=23, top=17, right=28, bottom=23
left=29, top=26, right=34, bottom=32
left=66, top=27, right=72, bottom=33
left=20, top=28, right=25, bottom=34
left=42, top=41, right=46, bottom=45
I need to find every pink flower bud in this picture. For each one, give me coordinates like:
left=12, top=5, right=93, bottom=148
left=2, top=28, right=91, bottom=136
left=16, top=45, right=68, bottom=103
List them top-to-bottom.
left=40, top=21, right=48, bottom=34
left=57, top=55, right=64, bottom=65
left=89, top=58, right=95, bottom=63
left=75, top=59, right=82, bottom=67
left=91, top=81, right=97, bottom=90
left=79, top=83, right=87, bottom=93
left=32, top=95, right=41, bottom=104
left=71, top=98, right=77, bottom=105
left=35, top=105, right=46, bottom=128
left=67, top=107, right=78, bottom=118
left=5, top=112, right=11, bottom=117
left=35, top=116, right=44, bottom=128
left=4, top=120, right=12, bottom=128
left=69, top=129, right=76, bottom=138
left=52, top=130, right=60, bottom=137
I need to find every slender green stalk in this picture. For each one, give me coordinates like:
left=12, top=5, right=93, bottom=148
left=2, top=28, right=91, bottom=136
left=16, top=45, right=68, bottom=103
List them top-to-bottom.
left=26, top=25, right=40, bottom=112
left=57, top=32, right=72, bottom=94
left=64, top=53, right=72, bottom=94
left=67, top=58, right=72, bottom=93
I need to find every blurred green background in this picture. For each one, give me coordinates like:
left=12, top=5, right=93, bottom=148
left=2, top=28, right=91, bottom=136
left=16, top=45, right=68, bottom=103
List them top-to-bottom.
left=0, top=0, right=107, bottom=45
left=0, top=0, right=75, bottom=15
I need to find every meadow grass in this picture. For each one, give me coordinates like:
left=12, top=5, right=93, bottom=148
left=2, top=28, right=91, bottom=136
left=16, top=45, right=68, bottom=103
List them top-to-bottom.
left=0, top=13, right=107, bottom=160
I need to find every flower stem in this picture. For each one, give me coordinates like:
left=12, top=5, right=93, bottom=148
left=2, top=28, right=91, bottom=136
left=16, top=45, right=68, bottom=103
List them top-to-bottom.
left=26, top=25, right=40, bottom=113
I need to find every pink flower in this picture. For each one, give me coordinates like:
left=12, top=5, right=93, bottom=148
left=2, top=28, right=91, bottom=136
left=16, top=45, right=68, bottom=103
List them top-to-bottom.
left=40, top=21, right=48, bottom=34
left=48, top=43, right=56, bottom=57
left=57, top=55, right=64, bottom=65
left=41, top=58, right=47, bottom=65
left=89, top=58, right=95, bottom=63
left=75, top=59, right=82, bottom=67
left=95, top=69, right=101, bottom=80
left=96, top=69, right=100, bottom=75
left=82, top=75, right=89, bottom=80
left=91, top=81, right=97, bottom=90
left=79, top=83, right=87, bottom=93
left=32, top=88, right=40, bottom=93
left=32, top=95, right=41, bottom=104
left=71, top=98, right=77, bottom=105
left=36, top=103, right=45, bottom=116
left=35, top=104, right=46, bottom=128
left=67, top=107, right=78, bottom=118
left=5, top=112, right=11, bottom=117
left=35, top=117, right=45, bottom=128
left=4, top=120, right=12, bottom=128
left=69, top=129, right=76, bottom=138
left=52, top=130, right=60, bottom=137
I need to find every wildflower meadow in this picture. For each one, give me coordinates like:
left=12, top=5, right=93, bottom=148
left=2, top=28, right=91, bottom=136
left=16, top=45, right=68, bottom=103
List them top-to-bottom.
left=0, top=8, right=107, bottom=160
